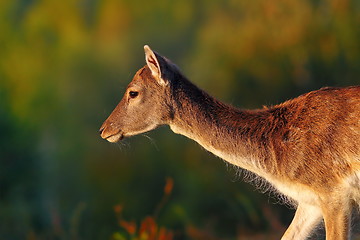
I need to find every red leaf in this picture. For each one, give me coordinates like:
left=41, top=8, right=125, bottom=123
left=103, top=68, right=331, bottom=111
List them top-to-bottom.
left=164, top=177, right=174, bottom=196
left=114, top=204, right=123, bottom=214
left=139, top=216, right=157, bottom=240
left=119, top=220, right=136, bottom=235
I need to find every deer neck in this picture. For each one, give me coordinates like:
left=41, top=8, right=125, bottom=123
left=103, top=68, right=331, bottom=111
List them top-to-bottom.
left=168, top=79, right=272, bottom=175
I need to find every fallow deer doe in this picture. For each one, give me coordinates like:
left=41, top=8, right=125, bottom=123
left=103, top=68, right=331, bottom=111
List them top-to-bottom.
left=99, top=45, right=360, bottom=240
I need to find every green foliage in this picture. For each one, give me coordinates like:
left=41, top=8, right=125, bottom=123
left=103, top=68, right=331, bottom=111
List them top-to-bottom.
left=0, top=0, right=359, bottom=239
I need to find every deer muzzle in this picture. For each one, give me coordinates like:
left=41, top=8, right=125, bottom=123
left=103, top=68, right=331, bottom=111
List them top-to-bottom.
left=99, top=123, right=124, bottom=143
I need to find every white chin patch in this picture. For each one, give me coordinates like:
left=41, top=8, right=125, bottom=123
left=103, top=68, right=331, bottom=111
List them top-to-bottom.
left=106, top=133, right=122, bottom=143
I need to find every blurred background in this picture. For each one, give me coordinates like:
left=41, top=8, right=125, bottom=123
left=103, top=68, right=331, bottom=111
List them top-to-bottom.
left=0, top=0, right=359, bottom=239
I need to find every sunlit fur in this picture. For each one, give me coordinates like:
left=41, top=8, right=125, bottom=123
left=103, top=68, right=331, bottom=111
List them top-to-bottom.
left=100, top=46, right=360, bottom=240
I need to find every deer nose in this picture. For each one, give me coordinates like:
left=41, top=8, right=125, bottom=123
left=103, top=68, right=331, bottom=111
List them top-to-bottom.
left=99, top=123, right=107, bottom=135
left=99, top=126, right=104, bottom=135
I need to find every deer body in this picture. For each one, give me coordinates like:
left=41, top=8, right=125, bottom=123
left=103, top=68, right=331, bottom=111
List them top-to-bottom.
left=100, top=45, right=360, bottom=240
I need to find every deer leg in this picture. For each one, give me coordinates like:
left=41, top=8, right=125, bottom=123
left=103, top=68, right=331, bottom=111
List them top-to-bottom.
left=321, top=200, right=351, bottom=240
left=281, top=203, right=322, bottom=240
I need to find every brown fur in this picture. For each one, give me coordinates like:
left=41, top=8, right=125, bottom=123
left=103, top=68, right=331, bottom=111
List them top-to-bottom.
left=100, top=45, right=360, bottom=240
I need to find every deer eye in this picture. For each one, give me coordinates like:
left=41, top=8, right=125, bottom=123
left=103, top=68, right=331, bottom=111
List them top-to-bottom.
left=129, top=91, right=139, bottom=98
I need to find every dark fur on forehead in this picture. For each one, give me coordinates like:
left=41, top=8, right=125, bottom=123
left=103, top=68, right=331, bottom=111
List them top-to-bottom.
left=138, top=63, right=184, bottom=87
left=136, top=66, right=154, bottom=80
left=136, top=66, right=164, bottom=87
left=138, top=66, right=149, bottom=77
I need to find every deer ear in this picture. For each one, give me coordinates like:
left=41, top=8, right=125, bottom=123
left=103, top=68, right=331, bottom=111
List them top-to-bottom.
left=144, top=45, right=167, bottom=86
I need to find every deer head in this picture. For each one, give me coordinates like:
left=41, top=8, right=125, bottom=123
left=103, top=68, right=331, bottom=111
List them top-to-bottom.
left=99, top=45, right=177, bottom=142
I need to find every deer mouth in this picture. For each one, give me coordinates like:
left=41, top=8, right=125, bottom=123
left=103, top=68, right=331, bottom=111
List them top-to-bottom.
left=99, top=127, right=124, bottom=143
left=105, top=132, right=124, bottom=143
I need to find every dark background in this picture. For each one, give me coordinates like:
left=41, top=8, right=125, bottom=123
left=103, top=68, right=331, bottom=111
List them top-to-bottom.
left=0, top=0, right=359, bottom=239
